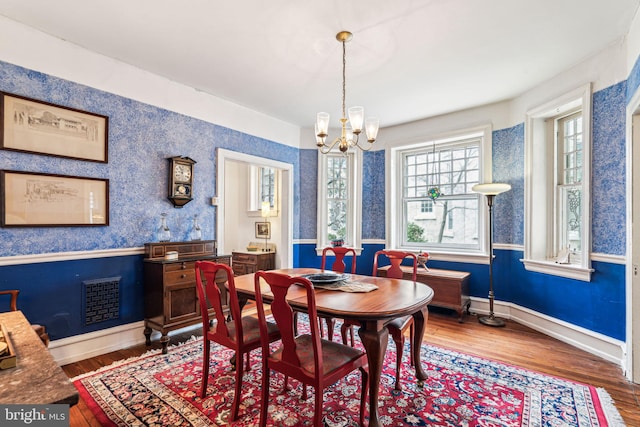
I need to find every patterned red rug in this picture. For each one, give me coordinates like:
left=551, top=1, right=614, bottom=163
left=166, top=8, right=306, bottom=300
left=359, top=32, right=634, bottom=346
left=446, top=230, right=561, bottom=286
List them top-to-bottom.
left=72, top=327, right=624, bottom=426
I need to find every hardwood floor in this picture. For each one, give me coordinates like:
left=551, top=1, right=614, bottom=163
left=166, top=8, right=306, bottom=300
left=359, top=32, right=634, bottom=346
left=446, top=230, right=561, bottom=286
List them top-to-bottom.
left=62, top=308, right=640, bottom=426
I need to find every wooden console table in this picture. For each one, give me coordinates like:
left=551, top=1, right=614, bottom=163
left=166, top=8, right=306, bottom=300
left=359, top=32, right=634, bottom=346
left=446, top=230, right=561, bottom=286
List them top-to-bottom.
left=143, top=240, right=231, bottom=353
left=377, top=266, right=471, bottom=322
left=0, top=311, right=78, bottom=405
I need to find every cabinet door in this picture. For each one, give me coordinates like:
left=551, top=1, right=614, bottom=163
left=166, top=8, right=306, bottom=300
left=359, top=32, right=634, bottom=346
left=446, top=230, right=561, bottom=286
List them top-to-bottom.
left=163, top=261, right=199, bottom=325
left=232, top=262, right=247, bottom=276
left=165, top=282, right=199, bottom=324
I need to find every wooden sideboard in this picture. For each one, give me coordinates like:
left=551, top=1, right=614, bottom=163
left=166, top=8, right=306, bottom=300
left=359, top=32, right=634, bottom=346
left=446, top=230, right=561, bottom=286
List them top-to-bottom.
left=143, top=240, right=231, bottom=353
left=231, top=251, right=275, bottom=276
left=377, top=265, right=471, bottom=322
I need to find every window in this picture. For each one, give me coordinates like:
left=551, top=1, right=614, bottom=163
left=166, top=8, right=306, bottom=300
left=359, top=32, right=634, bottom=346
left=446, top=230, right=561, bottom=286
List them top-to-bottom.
left=523, top=84, right=593, bottom=281
left=557, top=112, right=583, bottom=262
left=390, top=125, right=492, bottom=259
left=317, top=151, right=362, bottom=251
left=248, top=165, right=278, bottom=214
left=259, top=166, right=276, bottom=208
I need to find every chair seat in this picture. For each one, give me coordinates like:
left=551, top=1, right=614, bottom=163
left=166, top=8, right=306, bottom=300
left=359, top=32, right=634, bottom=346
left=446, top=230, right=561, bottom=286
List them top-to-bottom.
left=386, top=315, right=412, bottom=331
left=213, top=316, right=278, bottom=345
left=271, top=334, right=366, bottom=377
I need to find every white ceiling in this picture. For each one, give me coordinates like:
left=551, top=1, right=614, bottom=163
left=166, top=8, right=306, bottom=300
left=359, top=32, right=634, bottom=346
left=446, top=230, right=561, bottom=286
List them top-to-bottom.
left=1, top=0, right=638, bottom=129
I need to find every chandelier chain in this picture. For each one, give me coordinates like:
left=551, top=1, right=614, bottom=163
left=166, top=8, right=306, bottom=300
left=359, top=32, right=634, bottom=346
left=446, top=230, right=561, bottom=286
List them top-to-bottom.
left=342, top=38, right=347, bottom=120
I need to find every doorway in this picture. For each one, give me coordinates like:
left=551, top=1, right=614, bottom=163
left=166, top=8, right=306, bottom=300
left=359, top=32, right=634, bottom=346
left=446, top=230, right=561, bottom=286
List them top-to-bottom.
left=216, top=149, right=293, bottom=269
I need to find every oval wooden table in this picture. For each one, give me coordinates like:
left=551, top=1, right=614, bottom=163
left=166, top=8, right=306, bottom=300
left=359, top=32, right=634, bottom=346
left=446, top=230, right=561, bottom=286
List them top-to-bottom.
left=232, top=267, right=434, bottom=427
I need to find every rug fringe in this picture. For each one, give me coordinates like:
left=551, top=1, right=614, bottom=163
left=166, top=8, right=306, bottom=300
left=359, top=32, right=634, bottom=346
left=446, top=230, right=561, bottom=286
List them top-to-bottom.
left=70, top=335, right=200, bottom=382
left=596, top=387, right=626, bottom=426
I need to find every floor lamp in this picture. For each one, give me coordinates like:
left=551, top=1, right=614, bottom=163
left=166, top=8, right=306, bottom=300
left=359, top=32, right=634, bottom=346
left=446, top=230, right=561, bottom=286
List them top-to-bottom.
left=472, top=182, right=511, bottom=327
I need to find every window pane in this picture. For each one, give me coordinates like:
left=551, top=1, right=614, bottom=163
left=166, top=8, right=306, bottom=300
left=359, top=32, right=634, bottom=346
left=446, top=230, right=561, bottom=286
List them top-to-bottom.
left=325, top=155, right=349, bottom=243
left=260, top=167, right=275, bottom=207
left=559, top=186, right=582, bottom=257
left=404, top=198, right=478, bottom=246
left=327, top=200, right=347, bottom=241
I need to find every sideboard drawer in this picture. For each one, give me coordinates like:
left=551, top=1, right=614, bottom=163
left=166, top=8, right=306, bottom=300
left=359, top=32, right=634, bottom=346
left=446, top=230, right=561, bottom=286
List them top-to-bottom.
left=164, top=267, right=196, bottom=284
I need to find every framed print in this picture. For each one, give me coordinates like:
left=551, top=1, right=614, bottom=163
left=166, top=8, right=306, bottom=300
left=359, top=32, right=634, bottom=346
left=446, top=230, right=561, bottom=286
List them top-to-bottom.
left=1, top=92, right=108, bottom=163
left=1, top=170, right=109, bottom=227
left=255, top=221, right=270, bottom=239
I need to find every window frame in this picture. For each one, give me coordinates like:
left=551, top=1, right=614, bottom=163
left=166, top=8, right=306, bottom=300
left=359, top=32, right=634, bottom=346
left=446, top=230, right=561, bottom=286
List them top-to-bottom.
left=522, top=83, right=593, bottom=281
left=389, top=124, right=493, bottom=263
left=316, top=150, right=362, bottom=254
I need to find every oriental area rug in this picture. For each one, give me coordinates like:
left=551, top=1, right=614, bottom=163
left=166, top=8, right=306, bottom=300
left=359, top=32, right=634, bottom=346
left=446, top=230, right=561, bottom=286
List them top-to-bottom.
left=72, top=325, right=624, bottom=426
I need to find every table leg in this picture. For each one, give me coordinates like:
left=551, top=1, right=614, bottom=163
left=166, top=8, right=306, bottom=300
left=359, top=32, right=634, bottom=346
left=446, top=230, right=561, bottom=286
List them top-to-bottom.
left=411, top=306, right=429, bottom=385
left=358, top=320, right=388, bottom=427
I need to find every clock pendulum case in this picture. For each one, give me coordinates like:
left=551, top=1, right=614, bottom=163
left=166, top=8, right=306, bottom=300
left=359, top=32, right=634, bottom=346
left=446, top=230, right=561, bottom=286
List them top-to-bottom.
left=167, top=156, right=196, bottom=207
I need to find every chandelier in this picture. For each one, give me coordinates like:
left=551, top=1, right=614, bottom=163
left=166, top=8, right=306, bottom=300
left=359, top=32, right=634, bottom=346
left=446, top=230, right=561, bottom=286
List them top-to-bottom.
left=315, top=31, right=379, bottom=153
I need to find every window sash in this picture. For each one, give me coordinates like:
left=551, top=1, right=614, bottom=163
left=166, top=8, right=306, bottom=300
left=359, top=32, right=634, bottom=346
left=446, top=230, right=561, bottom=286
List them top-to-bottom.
left=400, top=138, right=481, bottom=251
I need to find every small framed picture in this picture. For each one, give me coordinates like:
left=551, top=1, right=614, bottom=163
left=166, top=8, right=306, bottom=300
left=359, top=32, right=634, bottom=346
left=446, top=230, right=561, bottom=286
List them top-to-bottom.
left=255, top=221, right=270, bottom=239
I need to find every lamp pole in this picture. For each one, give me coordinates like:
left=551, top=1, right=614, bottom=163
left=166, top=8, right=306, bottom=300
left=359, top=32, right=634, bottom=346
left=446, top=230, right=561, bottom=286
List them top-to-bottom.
left=472, top=182, right=511, bottom=327
left=479, top=193, right=503, bottom=326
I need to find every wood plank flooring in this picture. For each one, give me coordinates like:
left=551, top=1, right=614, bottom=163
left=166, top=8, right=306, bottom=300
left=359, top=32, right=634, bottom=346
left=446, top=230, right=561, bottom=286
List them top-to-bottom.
left=62, top=308, right=640, bottom=426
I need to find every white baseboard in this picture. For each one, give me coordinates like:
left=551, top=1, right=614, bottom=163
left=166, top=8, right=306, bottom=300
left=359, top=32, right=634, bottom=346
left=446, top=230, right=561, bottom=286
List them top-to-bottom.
left=470, top=298, right=626, bottom=370
left=50, top=306, right=259, bottom=366
left=49, top=321, right=201, bottom=366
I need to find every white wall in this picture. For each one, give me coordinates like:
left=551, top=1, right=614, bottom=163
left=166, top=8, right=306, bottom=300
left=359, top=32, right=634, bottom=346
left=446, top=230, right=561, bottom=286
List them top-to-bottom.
left=627, top=7, right=640, bottom=74
left=0, top=16, right=301, bottom=148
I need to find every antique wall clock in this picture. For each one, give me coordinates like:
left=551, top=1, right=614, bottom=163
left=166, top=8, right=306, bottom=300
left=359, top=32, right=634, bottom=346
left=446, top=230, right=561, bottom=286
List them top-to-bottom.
left=167, top=156, right=196, bottom=207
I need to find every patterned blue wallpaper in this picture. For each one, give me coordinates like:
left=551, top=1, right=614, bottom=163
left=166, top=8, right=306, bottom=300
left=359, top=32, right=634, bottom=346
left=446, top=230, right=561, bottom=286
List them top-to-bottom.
left=627, top=53, right=640, bottom=104
left=0, top=61, right=300, bottom=256
left=592, top=81, right=627, bottom=255
left=492, top=123, right=525, bottom=246
left=298, top=149, right=318, bottom=239
left=362, top=150, right=386, bottom=240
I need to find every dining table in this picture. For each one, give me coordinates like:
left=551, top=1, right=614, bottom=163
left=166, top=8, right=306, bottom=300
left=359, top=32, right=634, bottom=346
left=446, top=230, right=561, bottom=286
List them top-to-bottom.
left=232, top=267, right=434, bottom=427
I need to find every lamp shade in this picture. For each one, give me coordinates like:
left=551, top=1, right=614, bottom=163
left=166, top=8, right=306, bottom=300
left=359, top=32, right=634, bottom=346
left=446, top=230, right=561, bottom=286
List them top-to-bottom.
left=348, top=106, right=364, bottom=133
left=316, top=112, right=330, bottom=137
left=472, top=183, right=511, bottom=196
left=261, top=201, right=270, bottom=218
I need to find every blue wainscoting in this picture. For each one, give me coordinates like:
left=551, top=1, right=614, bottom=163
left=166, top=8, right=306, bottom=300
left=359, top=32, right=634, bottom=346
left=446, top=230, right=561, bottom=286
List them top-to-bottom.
left=294, top=244, right=625, bottom=342
left=0, top=255, right=145, bottom=340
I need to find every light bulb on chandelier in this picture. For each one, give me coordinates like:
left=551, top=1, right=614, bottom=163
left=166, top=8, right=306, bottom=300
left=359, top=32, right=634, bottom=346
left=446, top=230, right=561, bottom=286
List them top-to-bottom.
left=315, top=31, right=379, bottom=154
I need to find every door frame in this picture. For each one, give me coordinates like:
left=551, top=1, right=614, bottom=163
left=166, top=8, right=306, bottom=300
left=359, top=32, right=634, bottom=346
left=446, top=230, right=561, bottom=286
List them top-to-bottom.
left=626, top=87, right=640, bottom=382
left=216, top=148, right=294, bottom=269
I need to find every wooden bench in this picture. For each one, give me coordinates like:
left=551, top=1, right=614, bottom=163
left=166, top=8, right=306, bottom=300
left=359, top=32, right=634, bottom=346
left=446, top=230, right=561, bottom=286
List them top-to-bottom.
left=377, top=266, right=471, bottom=322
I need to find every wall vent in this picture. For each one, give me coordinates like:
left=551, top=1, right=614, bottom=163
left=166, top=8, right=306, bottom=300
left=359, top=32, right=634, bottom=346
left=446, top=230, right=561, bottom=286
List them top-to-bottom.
left=82, top=276, right=121, bottom=325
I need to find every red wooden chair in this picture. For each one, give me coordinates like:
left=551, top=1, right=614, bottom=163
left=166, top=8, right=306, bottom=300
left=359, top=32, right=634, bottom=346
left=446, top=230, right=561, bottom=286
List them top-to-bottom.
left=320, top=246, right=357, bottom=340
left=321, top=246, right=357, bottom=274
left=372, top=250, right=418, bottom=390
left=195, top=261, right=280, bottom=421
left=254, top=270, right=369, bottom=426
left=0, top=290, right=49, bottom=347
